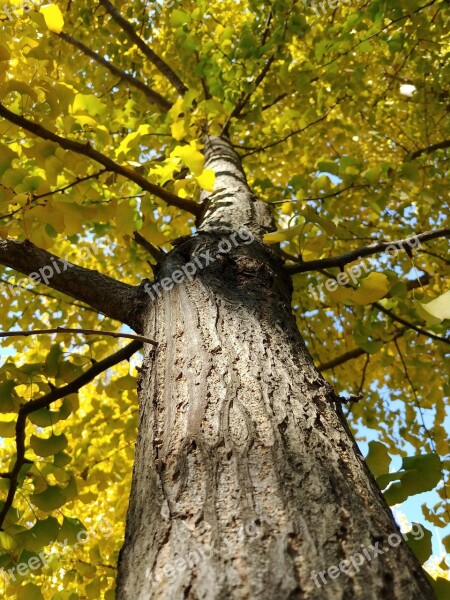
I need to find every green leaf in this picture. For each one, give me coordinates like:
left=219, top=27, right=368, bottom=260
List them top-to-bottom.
left=170, top=9, right=190, bottom=27
left=73, top=93, right=106, bottom=117
left=316, top=160, right=339, bottom=176
left=303, top=206, right=336, bottom=234
left=44, top=344, right=63, bottom=378
left=0, top=380, right=17, bottom=413
left=0, top=414, right=16, bottom=437
left=30, top=433, right=68, bottom=457
left=365, top=441, right=391, bottom=478
left=378, top=453, right=442, bottom=505
left=31, top=485, right=68, bottom=511
left=14, top=516, right=60, bottom=552
left=57, top=516, right=86, bottom=545
left=405, top=523, right=432, bottom=564
left=0, top=531, right=18, bottom=551
left=433, top=577, right=450, bottom=600
left=17, top=583, right=45, bottom=600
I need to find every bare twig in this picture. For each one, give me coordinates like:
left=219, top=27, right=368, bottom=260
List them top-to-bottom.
left=59, top=33, right=171, bottom=111
left=286, top=228, right=450, bottom=274
left=375, top=303, right=450, bottom=346
left=0, top=327, right=157, bottom=345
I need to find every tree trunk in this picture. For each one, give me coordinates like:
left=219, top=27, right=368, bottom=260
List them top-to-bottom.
left=116, top=136, right=434, bottom=599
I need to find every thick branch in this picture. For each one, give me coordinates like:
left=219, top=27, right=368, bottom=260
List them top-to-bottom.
left=99, top=0, right=187, bottom=96
left=59, top=32, right=171, bottom=111
left=0, top=103, right=201, bottom=217
left=409, top=139, right=450, bottom=160
left=286, top=228, right=450, bottom=274
left=0, top=238, right=146, bottom=331
left=0, top=341, right=142, bottom=530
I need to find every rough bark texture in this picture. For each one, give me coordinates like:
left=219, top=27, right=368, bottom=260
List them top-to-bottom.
left=117, top=136, right=434, bottom=599
left=0, top=238, right=145, bottom=329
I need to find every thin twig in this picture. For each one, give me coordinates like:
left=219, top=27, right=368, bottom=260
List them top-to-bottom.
left=59, top=33, right=171, bottom=111
left=0, top=103, right=201, bottom=217
left=286, top=228, right=450, bottom=274
left=375, top=303, right=450, bottom=346
left=0, top=327, right=157, bottom=345
left=317, top=328, right=407, bottom=372
left=0, top=341, right=143, bottom=530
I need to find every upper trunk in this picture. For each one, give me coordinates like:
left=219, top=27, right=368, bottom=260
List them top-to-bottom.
left=116, top=136, right=434, bottom=599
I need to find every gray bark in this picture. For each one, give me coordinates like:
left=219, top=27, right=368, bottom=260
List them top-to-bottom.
left=117, top=136, right=434, bottom=599
left=0, top=238, right=146, bottom=329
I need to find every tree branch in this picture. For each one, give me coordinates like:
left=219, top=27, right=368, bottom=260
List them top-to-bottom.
left=99, top=0, right=187, bottom=96
left=59, top=32, right=171, bottom=111
left=223, top=55, right=276, bottom=133
left=0, top=103, right=201, bottom=217
left=240, top=107, right=336, bottom=157
left=408, top=139, right=450, bottom=160
left=33, top=169, right=107, bottom=201
left=270, top=184, right=369, bottom=205
left=286, top=228, right=450, bottom=275
left=133, top=231, right=166, bottom=264
left=0, top=238, right=147, bottom=331
left=374, top=303, right=450, bottom=346
left=0, top=327, right=156, bottom=345
left=318, top=328, right=407, bottom=372
left=0, top=340, right=142, bottom=530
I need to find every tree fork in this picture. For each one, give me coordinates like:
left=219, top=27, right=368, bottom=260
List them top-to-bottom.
left=117, top=136, right=434, bottom=599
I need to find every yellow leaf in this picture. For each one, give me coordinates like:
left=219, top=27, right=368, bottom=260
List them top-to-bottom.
left=40, top=4, right=65, bottom=34
left=73, top=94, right=106, bottom=117
left=169, top=97, right=185, bottom=121
left=171, top=120, right=187, bottom=141
left=171, top=142, right=204, bottom=175
left=196, top=169, right=215, bottom=191
left=281, top=202, right=292, bottom=215
left=264, top=223, right=304, bottom=244
left=352, top=272, right=390, bottom=305
left=329, top=286, right=354, bottom=303
left=417, top=291, right=450, bottom=323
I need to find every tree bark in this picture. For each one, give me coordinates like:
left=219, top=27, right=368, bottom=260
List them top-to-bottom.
left=117, top=136, right=434, bottom=599
left=0, top=238, right=146, bottom=329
